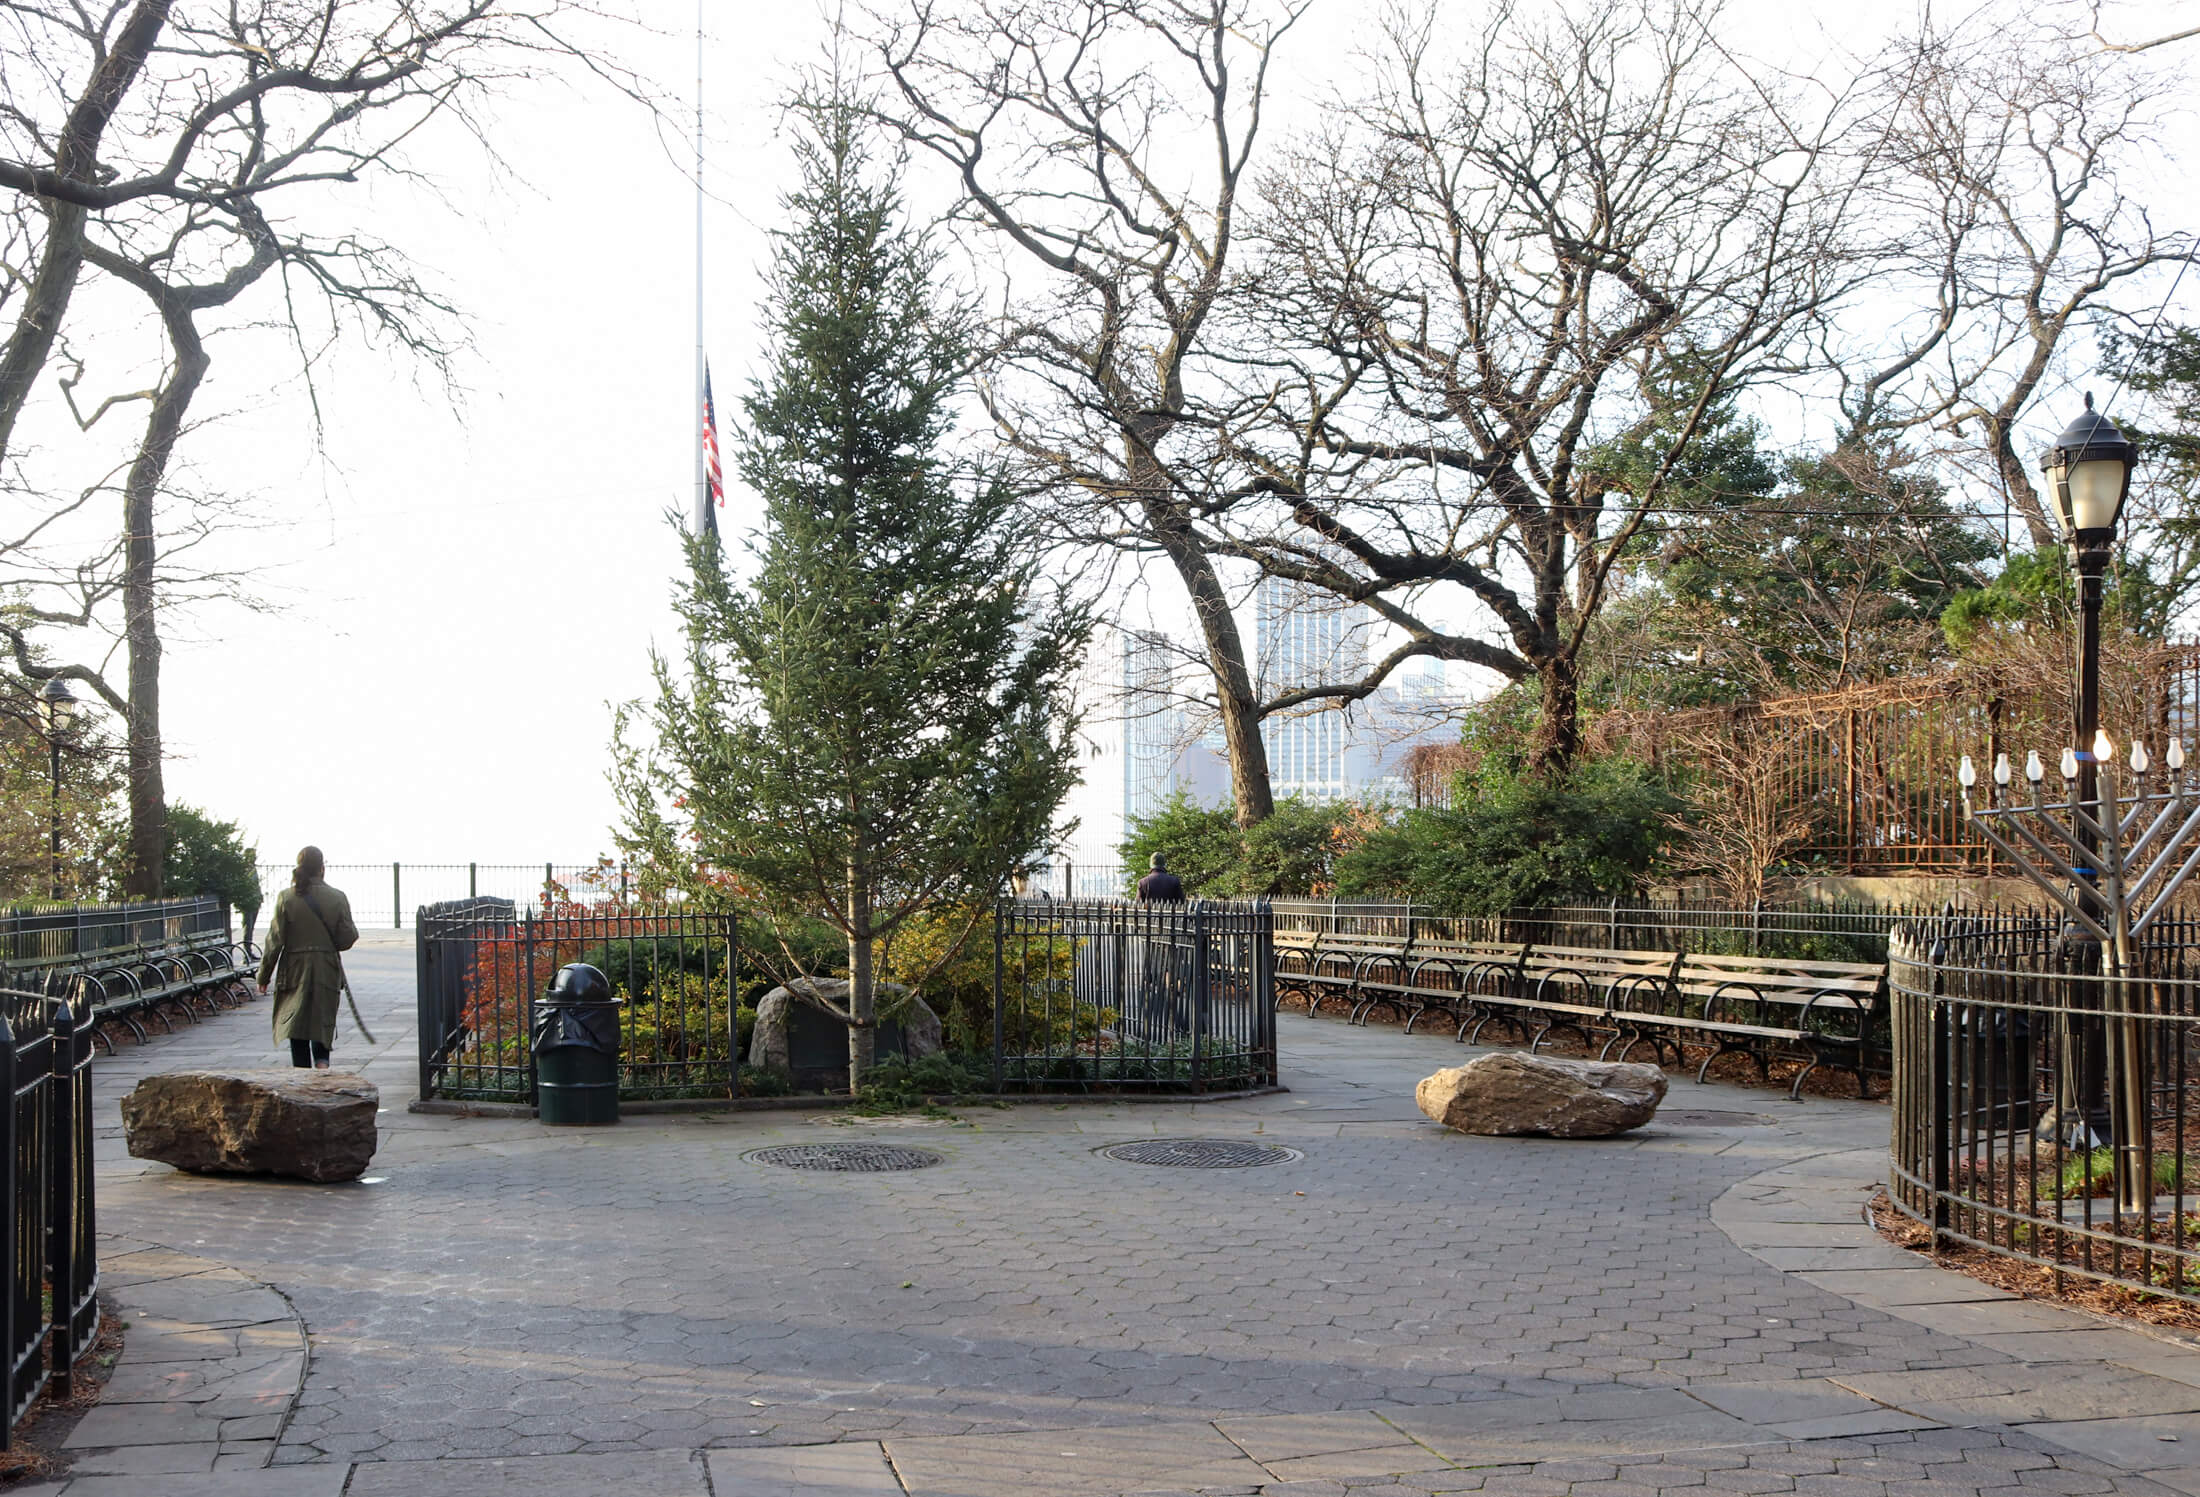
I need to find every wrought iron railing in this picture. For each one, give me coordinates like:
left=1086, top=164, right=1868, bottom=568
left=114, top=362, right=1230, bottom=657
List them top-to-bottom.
left=261, top=864, right=629, bottom=931
left=992, top=898, right=1277, bottom=1092
left=416, top=902, right=738, bottom=1103
left=1889, top=911, right=2200, bottom=1305
left=0, top=989, right=96, bottom=1444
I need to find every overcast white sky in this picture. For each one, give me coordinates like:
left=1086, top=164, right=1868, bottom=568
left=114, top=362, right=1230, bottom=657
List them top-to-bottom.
left=16, top=0, right=2194, bottom=873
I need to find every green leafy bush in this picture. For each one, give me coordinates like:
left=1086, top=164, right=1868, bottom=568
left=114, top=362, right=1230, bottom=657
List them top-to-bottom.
left=1335, top=758, right=1679, bottom=915
left=1119, top=794, right=1346, bottom=897
left=164, top=804, right=260, bottom=931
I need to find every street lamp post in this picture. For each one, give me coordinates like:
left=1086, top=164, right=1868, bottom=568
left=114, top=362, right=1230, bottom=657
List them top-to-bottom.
left=2043, top=393, right=2139, bottom=1147
left=1957, top=394, right=2147, bottom=1211
left=39, top=676, right=77, bottom=901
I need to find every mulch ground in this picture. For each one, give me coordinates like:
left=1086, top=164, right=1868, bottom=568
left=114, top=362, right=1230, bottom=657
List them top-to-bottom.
left=1868, top=1190, right=2200, bottom=1335
left=0, top=1306, right=125, bottom=1485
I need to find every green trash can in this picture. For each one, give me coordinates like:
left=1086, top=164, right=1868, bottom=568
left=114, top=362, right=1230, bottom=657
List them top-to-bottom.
left=533, top=963, right=622, bottom=1126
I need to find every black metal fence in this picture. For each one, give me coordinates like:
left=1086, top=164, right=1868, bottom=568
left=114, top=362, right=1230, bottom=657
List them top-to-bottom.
left=266, top=863, right=633, bottom=930
left=1269, top=895, right=2047, bottom=964
left=992, top=898, right=1277, bottom=1092
left=416, top=902, right=738, bottom=1104
left=1889, top=912, right=2200, bottom=1304
left=0, top=989, right=96, bottom=1444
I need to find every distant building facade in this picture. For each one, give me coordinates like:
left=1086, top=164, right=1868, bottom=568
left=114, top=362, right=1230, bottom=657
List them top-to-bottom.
left=1053, top=590, right=1468, bottom=891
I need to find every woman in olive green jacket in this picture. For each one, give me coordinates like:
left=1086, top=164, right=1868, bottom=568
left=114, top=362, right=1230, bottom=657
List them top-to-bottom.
left=256, top=846, right=359, bottom=1068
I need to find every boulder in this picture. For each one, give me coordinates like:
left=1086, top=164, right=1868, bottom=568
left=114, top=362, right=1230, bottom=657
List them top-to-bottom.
left=747, top=978, right=942, bottom=1079
left=1417, top=1052, right=1667, bottom=1138
left=120, top=1070, right=379, bottom=1182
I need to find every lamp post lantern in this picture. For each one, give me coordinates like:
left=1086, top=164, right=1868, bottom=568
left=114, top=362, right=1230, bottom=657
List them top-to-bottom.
left=2043, top=391, right=2137, bottom=839
left=38, top=676, right=76, bottom=900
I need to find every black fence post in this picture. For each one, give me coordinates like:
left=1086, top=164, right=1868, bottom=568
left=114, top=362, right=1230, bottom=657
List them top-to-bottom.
left=392, top=863, right=401, bottom=930
left=992, top=898, right=1006, bottom=1094
left=1191, top=903, right=1210, bottom=1090
left=725, top=912, right=739, bottom=1097
left=1927, top=937, right=1952, bottom=1247
left=46, top=997, right=73, bottom=1396
left=0, top=1008, right=14, bottom=1450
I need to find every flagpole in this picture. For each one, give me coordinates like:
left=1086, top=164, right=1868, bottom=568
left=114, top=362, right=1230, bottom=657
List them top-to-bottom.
left=693, top=0, right=710, bottom=539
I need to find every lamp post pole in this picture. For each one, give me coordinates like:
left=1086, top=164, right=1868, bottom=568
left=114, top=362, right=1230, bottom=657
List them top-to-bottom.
left=2044, top=392, right=2138, bottom=1156
left=2071, top=538, right=2112, bottom=1139
left=38, top=676, right=77, bottom=902
left=46, top=728, right=61, bottom=900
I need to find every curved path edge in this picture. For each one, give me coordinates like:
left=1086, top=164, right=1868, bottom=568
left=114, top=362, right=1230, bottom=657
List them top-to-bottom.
left=1714, top=1145, right=2200, bottom=1496
left=21, top=1232, right=325, bottom=1496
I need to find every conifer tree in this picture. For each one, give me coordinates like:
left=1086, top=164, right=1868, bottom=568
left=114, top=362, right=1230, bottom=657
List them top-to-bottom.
left=616, top=95, right=1087, bottom=1090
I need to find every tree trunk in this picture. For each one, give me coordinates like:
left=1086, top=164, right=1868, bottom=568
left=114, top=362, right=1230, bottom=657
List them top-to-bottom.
left=117, top=307, right=207, bottom=896
left=1988, top=410, right=2057, bottom=550
left=1144, top=489, right=1275, bottom=827
left=1528, top=650, right=1582, bottom=778
left=846, top=862, right=875, bottom=1095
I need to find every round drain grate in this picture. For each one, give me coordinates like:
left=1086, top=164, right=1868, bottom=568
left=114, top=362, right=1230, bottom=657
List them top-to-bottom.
left=1658, top=1109, right=1777, bottom=1128
left=1100, top=1138, right=1300, bottom=1169
left=748, top=1143, right=944, bottom=1173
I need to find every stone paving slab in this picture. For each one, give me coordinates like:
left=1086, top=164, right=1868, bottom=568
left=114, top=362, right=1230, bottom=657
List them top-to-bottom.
left=53, top=1242, right=306, bottom=1478
left=1831, top=1362, right=2200, bottom=1424
left=1213, top=1410, right=1424, bottom=1464
left=2027, top=1414, right=2200, bottom=1473
left=887, top=1420, right=1276, bottom=1495
left=705, top=1442, right=904, bottom=1494
left=343, top=1449, right=709, bottom=1495
left=13, top=1470, right=347, bottom=1496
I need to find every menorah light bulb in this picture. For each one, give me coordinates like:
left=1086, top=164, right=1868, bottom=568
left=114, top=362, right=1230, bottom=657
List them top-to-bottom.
left=2095, top=729, right=2115, bottom=763
left=2174, top=738, right=2188, bottom=771
left=2133, top=741, right=2151, bottom=773
left=2062, top=747, right=2081, bottom=780
left=2027, top=750, right=2045, bottom=782
left=1994, top=752, right=2011, bottom=786
left=1958, top=755, right=1977, bottom=789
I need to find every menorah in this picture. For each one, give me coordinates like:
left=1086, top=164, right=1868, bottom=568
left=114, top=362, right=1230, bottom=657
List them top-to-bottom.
left=1957, top=731, right=2195, bottom=1216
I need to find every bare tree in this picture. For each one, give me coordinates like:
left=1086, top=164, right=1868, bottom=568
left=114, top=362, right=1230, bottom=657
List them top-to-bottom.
left=0, top=0, right=654, bottom=890
left=866, top=0, right=1308, bottom=826
left=1207, top=0, right=1863, bottom=771
left=1835, top=9, right=2194, bottom=546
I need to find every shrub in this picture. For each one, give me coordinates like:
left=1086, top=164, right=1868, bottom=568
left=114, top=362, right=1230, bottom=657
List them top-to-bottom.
left=1335, top=758, right=1679, bottom=915
left=1119, top=794, right=1349, bottom=897
left=164, top=804, right=261, bottom=932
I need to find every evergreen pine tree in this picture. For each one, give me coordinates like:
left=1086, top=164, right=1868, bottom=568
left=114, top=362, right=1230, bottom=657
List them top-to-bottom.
left=616, top=96, right=1087, bottom=1090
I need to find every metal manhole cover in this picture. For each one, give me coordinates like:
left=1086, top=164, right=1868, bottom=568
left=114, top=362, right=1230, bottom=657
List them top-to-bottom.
left=1658, top=1110, right=1777, bottom=1128
left=1100, top=1139, right=1300, bottom=1169
left=748, top=1143, right=944, bottom=1173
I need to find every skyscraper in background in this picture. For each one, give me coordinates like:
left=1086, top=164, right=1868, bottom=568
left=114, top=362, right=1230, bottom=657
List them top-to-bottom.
left=1255, top=577, right=1369, bottom=800
left=1051, top=589, right=1469, bottom=893
left=1122, top=629, right=1184, bottom=822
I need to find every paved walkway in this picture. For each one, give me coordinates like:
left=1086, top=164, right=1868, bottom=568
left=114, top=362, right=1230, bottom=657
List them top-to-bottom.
left=24, top=931, right=2200, bottom=1494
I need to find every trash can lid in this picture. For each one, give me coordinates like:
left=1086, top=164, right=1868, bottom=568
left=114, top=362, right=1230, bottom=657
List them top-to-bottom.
left=544, top=963, right=617, bottom=1005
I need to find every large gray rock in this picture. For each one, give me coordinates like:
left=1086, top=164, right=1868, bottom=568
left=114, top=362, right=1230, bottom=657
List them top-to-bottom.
left=747, top=978, right=942, bottom=1076
left=1417, top=1052, right=1667, bottom=1138
left=120, top=1070, right=379, bottom=1182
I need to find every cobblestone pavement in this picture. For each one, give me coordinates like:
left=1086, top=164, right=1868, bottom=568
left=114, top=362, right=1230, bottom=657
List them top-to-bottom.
left=55, top=931, right=2200, bottom=1495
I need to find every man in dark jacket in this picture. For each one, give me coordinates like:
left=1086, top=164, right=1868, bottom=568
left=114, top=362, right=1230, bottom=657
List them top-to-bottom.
left=1135, top=852, right=1185, bottom=903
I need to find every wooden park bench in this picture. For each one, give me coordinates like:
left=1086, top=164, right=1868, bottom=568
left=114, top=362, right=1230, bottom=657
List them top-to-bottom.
left=0, top=899, right=256, bottom=1051
left=1273, top=924, right=1885, bottom=1100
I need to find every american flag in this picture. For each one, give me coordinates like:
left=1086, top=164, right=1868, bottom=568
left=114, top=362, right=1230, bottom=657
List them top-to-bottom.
left=701, top=365, right=725, bottom=513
